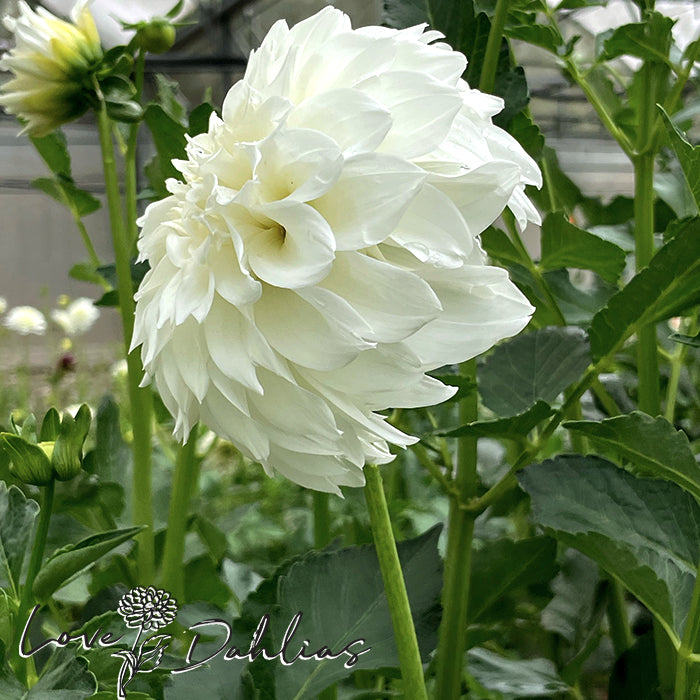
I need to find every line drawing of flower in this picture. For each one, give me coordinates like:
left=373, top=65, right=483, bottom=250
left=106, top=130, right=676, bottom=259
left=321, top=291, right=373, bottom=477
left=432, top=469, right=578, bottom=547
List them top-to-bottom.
left=114, top=586, right=177, bottom=698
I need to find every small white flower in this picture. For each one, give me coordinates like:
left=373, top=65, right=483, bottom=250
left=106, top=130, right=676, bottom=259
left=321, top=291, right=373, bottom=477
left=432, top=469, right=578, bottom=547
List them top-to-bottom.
left=0, top=0, right=103, bottom=135
left=132, top=8, right=540, bottom=494
left=0, top=297, right=7, bottom=315
left=51, top=297, right=100, bottom=336
left=5, top=306, right=47, bottom=336
left=111, top=358, right=129, bottom=379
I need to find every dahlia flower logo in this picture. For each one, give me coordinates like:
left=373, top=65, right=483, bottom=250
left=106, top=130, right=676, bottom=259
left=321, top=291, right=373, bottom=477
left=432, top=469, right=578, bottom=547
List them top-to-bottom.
left=132, top=7, right=541, bottom=494
left=114, top=586, right=178, bottom=698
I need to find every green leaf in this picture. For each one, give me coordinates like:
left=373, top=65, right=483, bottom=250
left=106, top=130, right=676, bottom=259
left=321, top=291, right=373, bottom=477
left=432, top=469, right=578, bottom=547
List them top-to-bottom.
left=602, top=12, right=674, bottom=65
left=506, top=23, right=564, bottom=55
left=493, top=66, right=529, bottom=127
left=188, top=102, right=216, bottom=136
left=143, top=103, right=187, bottom=196
left=660, top=107, right=700, bottom=213
left=509, top=111, right=545, bottom=161
left=29, top=131, right=71, bottom=178
left=535, top=146, right=584, bottom=214
left=654, top=170, right=698, bottom=219
left=32, top=178, right=101, bottom=218
left=540, top=213, right=627, bottom=283
left=589, top=217, right=700, bottom=360
left=481, top=227, right=529, bottom=267
left=69, top=263, right=107, bottom=287
left=479, top=327, right=591, bottom=416
left=670, top=331, right=700, bottom=347
left=426, top=373, right=476, bottom=404
left=439, top=400, right=553, bottom=438
left=565, top=412, right=700, bottom=501
left=519, top=455, right=700, bottom=642
left=0, top=482, right=39, bottom=595
left=33, top=525, right=143, bottom=601
left=271, top=526, right=443, bottom=700
left=469, top=536, right=559, bottom=623
left=184, top=555, right=232, bottom=608
left=0, top=640, right=25, bottom=698
left=26, top=648, right=97, bottom=699
left=467, top=648, right=569, bottom=696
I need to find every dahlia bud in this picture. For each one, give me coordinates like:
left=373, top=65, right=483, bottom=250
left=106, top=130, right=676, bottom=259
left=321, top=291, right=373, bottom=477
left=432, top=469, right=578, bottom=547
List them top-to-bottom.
left=0, top=0, right=103, bottom=136
left=133, top=19, right=176, bottom=54
left=0, top=405, right=91, bottom=485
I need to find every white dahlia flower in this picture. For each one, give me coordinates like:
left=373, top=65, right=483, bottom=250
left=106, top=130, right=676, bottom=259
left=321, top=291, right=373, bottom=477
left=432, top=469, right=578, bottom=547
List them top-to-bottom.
left=0, top=0, right=103, bottom=136
left=132, top=7, right=540, bottom=494
left=51, top=297, right=100, bottom=336
left=5, top=306, right=47, bottom=336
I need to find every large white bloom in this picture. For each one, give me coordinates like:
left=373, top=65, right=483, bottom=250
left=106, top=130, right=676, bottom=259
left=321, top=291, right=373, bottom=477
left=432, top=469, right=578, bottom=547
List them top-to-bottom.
left=0, top=0, right=102, bottom=136
left=132, top=7, right=540, bottom=494
left=0, top=297, right=7, bottom=315
left=51, top=297, right=100, bottom=336
left=5, top=306, right=47, bottom=336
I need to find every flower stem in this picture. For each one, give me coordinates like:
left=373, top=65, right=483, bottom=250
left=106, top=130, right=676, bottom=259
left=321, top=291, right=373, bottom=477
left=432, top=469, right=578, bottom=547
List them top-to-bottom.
left=479, top=0, right=510, bottom=95
left=126, top=50, right=146, bottom=256
left=95, top=102, right=155, bottom=584
left=634, top=150, right=660, bottom=416
left=435, top=359, right=478, bottom=700
left=160, top=432, right=199, bottom=601
left=363, top=464, right=427, bottom=700
left=14, top=479, right=55, bottom=685
left=313, top=492, right=332, bottom=549
left=675, top=559, right=700, bottom=699
left=607, top=579, right=633, bottom=657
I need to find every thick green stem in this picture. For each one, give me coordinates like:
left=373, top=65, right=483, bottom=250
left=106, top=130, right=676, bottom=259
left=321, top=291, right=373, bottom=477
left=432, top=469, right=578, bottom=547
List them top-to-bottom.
left=479, top=0, right=510, bottom=94
left=126, top=50, right=146, bottom=255
left=633, top=61, right=660, bottom=418
left=96, top=103, right=154, bottom=584
left=435, top=359, right=478, bottom=699
left=160, top=433, right=199, bottom=601
left=363, top=464, right=427, bottom=700
left=14, top=479, right=55, bottom=685
left=313, top=492, right=332, bottom=549
left=675, top=562, right=700, bottom=699
left=607, top=579, right=633, bottom=657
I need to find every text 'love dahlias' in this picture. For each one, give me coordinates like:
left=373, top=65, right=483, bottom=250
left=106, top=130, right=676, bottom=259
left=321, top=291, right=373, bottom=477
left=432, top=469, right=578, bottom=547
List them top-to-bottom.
left=0, top=0, right=103, bottom=136
left=132, top=7, right=541, bottom=494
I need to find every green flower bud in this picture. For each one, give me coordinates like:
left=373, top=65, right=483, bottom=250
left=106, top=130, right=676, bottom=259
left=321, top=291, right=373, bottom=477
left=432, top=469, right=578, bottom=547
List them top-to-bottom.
left=134, top=20, right=176, bottom=54
left=0, top=405, right=91, bottom=484
left=1, top=434, right=53, bottom=485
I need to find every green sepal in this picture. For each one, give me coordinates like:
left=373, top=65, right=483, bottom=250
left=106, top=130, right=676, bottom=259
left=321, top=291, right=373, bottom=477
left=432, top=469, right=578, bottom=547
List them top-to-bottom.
left=52, top=405, right=91, bottom=481
left=0, top=433, right=53, bottom=485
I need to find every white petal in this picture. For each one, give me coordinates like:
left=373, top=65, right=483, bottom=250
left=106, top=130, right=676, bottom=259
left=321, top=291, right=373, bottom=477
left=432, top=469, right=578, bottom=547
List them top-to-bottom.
left=357, top=70, right=463, bottom=159
left=287, top=88, right=391, bottom=157
left=255, top=127, right=343, bottom=203
left=312, top=153, right=425, bottom=250
left=428, top=161, right=522, bottom=236
left=391, top=183, right=473, bottom=267
left=247, top=201, right=336, bottom=289
left=320, top=251, right=441, bottom=343
left=405, top=265, right=534, bottom=367
left=254, top=285, right=373, bottom=371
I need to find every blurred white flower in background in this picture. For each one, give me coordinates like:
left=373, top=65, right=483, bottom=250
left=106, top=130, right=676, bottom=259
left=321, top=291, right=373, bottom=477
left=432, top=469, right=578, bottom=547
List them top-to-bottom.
left=0, top=0, right=103, bottom=135
left=42, top=0, right=197, bottom=48
left=132, top=7, right=539, bottom=493
left=0, top=297, right=7, bottom=315
left=51, top=297, right=100, bottom=336
left=4, top=306, right=47, bottom=336
left=111, top=358, right=129, bottom=379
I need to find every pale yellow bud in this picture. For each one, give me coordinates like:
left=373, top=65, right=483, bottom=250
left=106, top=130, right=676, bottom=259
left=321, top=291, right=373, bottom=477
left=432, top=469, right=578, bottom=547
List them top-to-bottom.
left=0, top=0, right=103, bottom=136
